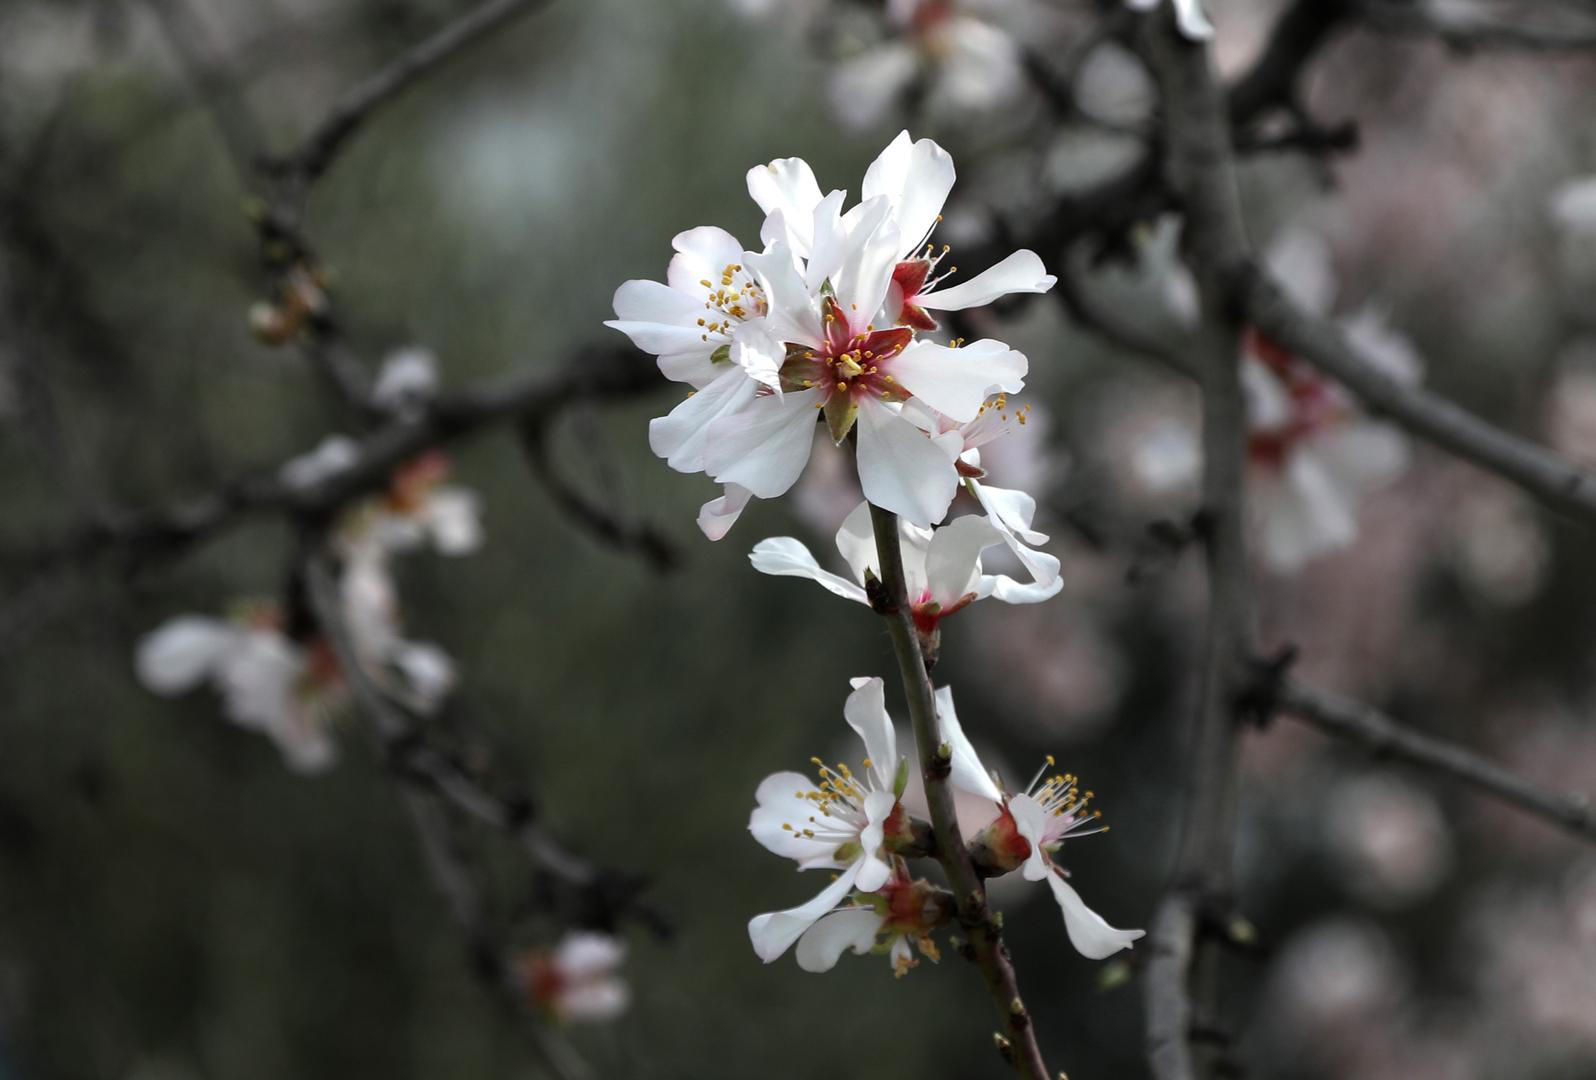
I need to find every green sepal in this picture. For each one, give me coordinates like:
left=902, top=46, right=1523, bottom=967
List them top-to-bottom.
left=709, top=343, right=732, bottom=365
left=825, top=392, right=859, bottom=444
left=893, top=757, right=910, bottom=799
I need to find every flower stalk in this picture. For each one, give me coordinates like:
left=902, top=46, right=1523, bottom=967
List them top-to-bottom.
left=866, top=500, right=1053, bottom=1080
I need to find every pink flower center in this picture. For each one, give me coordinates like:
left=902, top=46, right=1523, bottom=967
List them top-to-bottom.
left=781, top=295, right=913, bottom=403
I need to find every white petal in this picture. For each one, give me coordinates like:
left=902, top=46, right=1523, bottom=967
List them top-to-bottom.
left=1171, top=0, right=1215, bottom=40
left=862, top=131, right=955, bottom=260
left=746, top=157, right=823, bottom=256
left=831, top=204, right=901, bottom=327
left=666, top=225, right=746, bottom=294
left=1265, top=226, right=1337, bottom=318
left=744, top=242, right=823, bottom=347
left=918, top=250, right=1056, bottom=311
left=606, top=279, right=715, bottom=356
left=1341, top=306, right=1424, bottom=384
left=731, top=320, right=787, bottom=396
left=890, top=339, right=1027, bottom=424
left=372, top=348, right=439, bottom=411
left=1242, top=358, right=1294, bottom=433
left=648, top=367, right=761, bottom=474
left=705, top=387, right=824, bottom=498
left=855, top=397, right=963, bottom=527
left=1313, top=422, right=1410, bottom=495
left=280, top=435, right=361, bottom=491
left=1252, top=451, right=1358, bottom=572
left=970, top=481, right=1063, bottom=602
left=698, top=484, right=753, bottom=542
left=423, top=487, right=483, bottom=555
left=834, top=500, right=880, bottom=585
left=924, top=513, right=1002, bottom=609
left=750, top=537, right=870, bottom=605
left=136, top=617, right=235, bottom=695
left=215, top=630, right=305, bottom=734
left=391, top=641, right=456, bottom=710
left=844, top=676, right=898, bottom=793
left=934, top=685, right=1004, bottom=804
left=749, top=771, right=849, bottom=867
left=855, top=789, right=899, bottom=893
left=1007, top=793, right=1053, bottom=882
left=748, top=862, right=863, bottom=963
left=1046, top=873, right=1146, bottom=959
left=794, top=908, right=885, bottom=973
left=554, top=932, right=626, bottom=979
left=557, top=980, right=630, bottom=1023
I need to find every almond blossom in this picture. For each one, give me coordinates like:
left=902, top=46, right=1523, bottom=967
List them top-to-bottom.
left=827, top=1, right=1025, bottom=130
left=1152, top=225, right=1423, bottom=572
left=281, top=437, right=483, bottom=558
left=749, top=498, right=1060, bottom=652
left=135, top=555, right=455, bottom=772
left=747, top=677, right=914, bottom=966
left=938, top=690, right=1145, bottom=960
left=789, top=858, right=949, bottom=977
left=516, top=932, right=630, bottom=1023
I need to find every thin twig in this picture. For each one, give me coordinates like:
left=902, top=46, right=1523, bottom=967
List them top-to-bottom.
left=265, top=0, right=546, bottom=184
left=866, top=503, right=1052, bottom=1080
left=1277, top=679, right=1596, bottom=843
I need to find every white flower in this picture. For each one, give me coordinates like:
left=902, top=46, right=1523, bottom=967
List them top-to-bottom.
left=1125, top=0, right=1214, bottom=41
left=828, top=1, right=1025, bottom=129
left=756, top=132, right=1056, bottom=334
left=618, top=133, right=1051, bottom=532
left=1151, top=225, right=1423, bottom=572
left=371, top=347, right=440, bottom=414
left=279, top=439, right=484, bottom=558
left=749, top=497, right=1060, bottom=643
left=135, top=559, right=455, bottom=772
left=136, top=611, right=345, bottom=773
left=747, top=677, right=910, bottom=966
left=940, top=694, right=1145, bottom=960
left=789, top=859, right=949, bottom=978
left=518, top=932, right=629, bottom=1023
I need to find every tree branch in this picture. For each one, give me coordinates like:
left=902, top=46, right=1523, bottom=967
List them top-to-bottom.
left=264, top=0, right=546, bottom=185
left=1138, top=7, right=1258, bottom=1078
left=1240, top=267, right=1596, bottom=526
left=9, top=347, right=662, bottom=578
left=866, top=503, right=1052, bottom=1080
left=1277, top=679, right=1596, bottom=843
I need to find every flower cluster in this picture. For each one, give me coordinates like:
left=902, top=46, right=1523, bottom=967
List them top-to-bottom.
left=609, top=130, right=1055, bottom=538
left=613, top=132, right=1141, bottom=991
left=1153, top=225, right=1424, bottom=572
left=135, top=351, right=479, bottom=771
left=748, top=679, right=1143, bottom=973
left=515, top=932, right=630, bottom=1024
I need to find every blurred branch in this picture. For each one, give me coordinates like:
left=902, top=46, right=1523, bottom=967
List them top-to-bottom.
left=263, top=0, right=547, bottom=186
left=1356, top=0, right=1596, bottom=50
left=1139, top=7, right=1258, bottom=1079
left=1240, top=267, right=1596, bottom=527
left=8, top=348, right=663, bottom=578
left=515, top=416, right=679, bottom=572
left=866, top=503, right=1053, bottom=1080
left=303, top=547, right=669, bottom=937
left=1277, top=679, right=1596, bottom=843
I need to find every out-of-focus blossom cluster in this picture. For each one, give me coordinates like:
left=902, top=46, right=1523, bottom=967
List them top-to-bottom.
left=134, top=351, right=479, bottom=772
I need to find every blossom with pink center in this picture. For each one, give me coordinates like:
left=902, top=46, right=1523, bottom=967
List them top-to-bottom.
left=749, top=498, right=1060, bottom=650
left=748, top=677, right=913, bottom=966
left=937, top=704, right=1144, bottom=960
left=790, top=859, right=949, bottom=977
left=517, top=932, right=629, bottom=1023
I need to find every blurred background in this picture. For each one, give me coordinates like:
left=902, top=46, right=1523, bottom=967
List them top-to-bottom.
left=2, top=0, right=1596, bottom=1077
